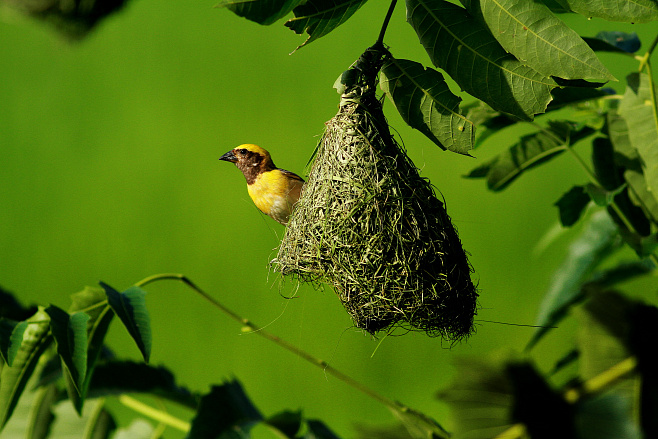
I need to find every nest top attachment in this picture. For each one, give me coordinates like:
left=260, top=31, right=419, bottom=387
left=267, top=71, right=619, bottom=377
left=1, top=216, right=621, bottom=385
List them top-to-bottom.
left=275, top=46, right=478, bottom=340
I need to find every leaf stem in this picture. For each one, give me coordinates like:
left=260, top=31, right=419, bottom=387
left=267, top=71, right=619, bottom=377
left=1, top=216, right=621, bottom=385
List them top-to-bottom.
left=375, top=0, right=397, bottom=48
left=638, top=33, right=658, bottom=72
left=134, top=274, right=402, bottom=412
left=118, top=394, right=191, bottom=432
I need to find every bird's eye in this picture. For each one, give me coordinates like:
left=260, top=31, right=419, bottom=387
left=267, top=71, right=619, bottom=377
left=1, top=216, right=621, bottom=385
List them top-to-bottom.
left=239, top=149, right=248, bottom=155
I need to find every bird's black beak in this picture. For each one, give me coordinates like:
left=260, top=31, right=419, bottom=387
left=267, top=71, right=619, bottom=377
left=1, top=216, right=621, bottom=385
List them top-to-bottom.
left=219, top=150, right=237, bottom=163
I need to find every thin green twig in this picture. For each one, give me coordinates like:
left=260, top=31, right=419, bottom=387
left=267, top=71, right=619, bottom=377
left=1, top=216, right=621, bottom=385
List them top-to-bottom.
left=135, top=274, right=402, bottom=412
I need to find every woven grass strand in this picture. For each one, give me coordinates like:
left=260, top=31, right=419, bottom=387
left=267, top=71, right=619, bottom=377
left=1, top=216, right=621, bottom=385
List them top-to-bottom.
left=275, top=58, right=477, bottom=340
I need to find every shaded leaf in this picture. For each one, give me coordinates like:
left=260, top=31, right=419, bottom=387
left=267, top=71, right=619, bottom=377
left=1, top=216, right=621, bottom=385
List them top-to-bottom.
left=216, top=0, right=305, bottom=25
left=285, top=0, right=368, bottom=52
left=406, top=0, right=557, bottom=120
left=463, top=0, right=613, bottom=81
left=559, top=0, right=658, bottom=23
left=584, top=31, right=641, bottom=54
left=380, top=57, right=474, bottom=155
left=619, top=73, right=658, bottom=201
left=547, top=87, right=614, bottom=111
left=462, top=101, right=517, bottom=148
left=606, top=110, right=638, bottom=169
left=465, top=121, right=595, bottom=191
left=625, top=169, right=658, bottom=225
left=555, top=185, right=590, bottom=227
left=526, top=211, right=620, bottom=350
left=587, top=258, right=654, bottom=287
left=100, top=283, right=151, bottom=363
left=0, top=287, right=37, bottom=321
left=64, top=287, right=115, bottom=414
left=45, top=306, right=89, bottom=396
left=0, top=307, right=53, bottom=431
left=0, top=320, right=28, bottom=366
left=549, top=349, right=579, bottom=375
left=439, top=353, right=575, bottom=438
left=89, top=360, right=200, bottom=408
left=187, top=380, right=263, bottom=439
left=576, top=393, right=641, bottom=439
left=84, top=401, right=117, bottom=439
left=389, top=404, right=450, bottom=439
left=265, top=410, right=303, bottom=438
left=304, top=420, right=341, bottom=439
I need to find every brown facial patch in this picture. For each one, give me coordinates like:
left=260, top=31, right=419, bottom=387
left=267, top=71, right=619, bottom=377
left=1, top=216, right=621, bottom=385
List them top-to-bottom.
left=234, top=148, right=276, bottom=184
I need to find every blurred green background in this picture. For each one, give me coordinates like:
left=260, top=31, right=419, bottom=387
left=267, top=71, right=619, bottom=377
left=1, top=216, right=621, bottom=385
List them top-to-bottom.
left=0, top=2, right=653, bottom=437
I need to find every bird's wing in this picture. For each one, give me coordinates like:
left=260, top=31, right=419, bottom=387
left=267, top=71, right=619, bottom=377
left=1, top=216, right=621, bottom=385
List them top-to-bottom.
left=278, top=168, right=305, bottom=182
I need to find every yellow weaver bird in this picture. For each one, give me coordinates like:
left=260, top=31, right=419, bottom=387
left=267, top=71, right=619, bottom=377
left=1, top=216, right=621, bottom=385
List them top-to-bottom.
left=219, top=144, right=305, bottom=225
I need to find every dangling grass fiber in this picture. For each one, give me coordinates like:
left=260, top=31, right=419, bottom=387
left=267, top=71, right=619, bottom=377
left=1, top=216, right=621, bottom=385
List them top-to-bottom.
left=275, top=47, right=478, bottom=340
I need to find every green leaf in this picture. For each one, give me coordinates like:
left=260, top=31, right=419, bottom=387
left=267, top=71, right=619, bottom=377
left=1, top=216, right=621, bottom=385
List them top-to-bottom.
left=216, top=0, right=306, bottom=25
left=285, top=0, right=368, bottom=52
left=406, top=0, right=557, bottom=121
left=463, top=0, right=614, bottom=81
left=559, top=0, right=658, bottom=23
left=584, top=31, right=641, bottom=54
left=380, top=57, right=475, bottom=155
left=619, top=73, right=658, bottom=201
left=547, top=87, right=614, bottom=112
left=606, top=110, right=638, bottom=168
left=465, top=121, right=595, bottom=191
left=625, top=169, right=658, bottom=225
left=584, top=183, right=626, bottom=207
left=555, top=185, right=590, bottom=227
left=526, top=211, right=620, bottom=350
left=100, top=283, right=151, bottom=363
left=64, top=287, right=115, bottom=414
left=44, top=306, right=89, bottom=396
left=0, top=307, right=53, bottom=431
left=0, top=320, right=28, bottom=366
left=88, top=361, right=200, bottom=408
left=186, top=380, right=263, bottom=439
left=26, top=384, right=59, bottom=439
left=576, top=394, right=642, bottom=439
left=85, top=404, right=116, bottom=439
left=389, top=404, right=450, bottom=439
left=265, top=410, right=303, bottom=438
left=304, top=420, right=341, bottom=439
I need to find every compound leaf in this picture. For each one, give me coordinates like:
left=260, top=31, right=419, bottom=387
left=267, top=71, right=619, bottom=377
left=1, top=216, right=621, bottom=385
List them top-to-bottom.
left=216, top=0, right=305, bottom=25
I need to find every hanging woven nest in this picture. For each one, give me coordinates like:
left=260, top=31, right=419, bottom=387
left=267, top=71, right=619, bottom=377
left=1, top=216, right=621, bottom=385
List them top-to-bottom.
left=274, top=46, right=478, bottom=340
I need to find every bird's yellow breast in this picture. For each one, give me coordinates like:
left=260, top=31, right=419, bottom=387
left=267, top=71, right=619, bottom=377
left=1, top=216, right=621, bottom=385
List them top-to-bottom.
left=247, top=169, right=303, bottom=224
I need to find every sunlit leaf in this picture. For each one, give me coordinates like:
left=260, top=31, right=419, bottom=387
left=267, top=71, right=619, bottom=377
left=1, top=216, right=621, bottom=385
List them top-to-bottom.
left=216, top=0, right=306, bottom=25
left=285, top=0, right=368, bottom=52
left=406, top=0, right=557, bottom=120
left=462, top=0, right=613, bottom=81
left=559, top=0, right=658, bottom=23
left=380, top=57, right=474, bottom=155
left=619, top=73, right=658, bottom=202
left=465, top=121, right=595, bottom=191
left=584, top=183, right=626, bottom=207
left=555, top=185, right=590, bottom=227
left=526, top=211, right=620, bottom=350
left=100, top=283, right=151, bottom=363
left=45, top=306, right=89, bottom=397
left=0, top=307, right=52, bottom=431
left=0, top=320, right=28, bottom=366
left=187, top=380, right=263, bottom=439
left=27, top=384, right=59, bottom=439
left=47, top=399, right=117, bottom=439
left=113, top=419, right=154, bottom=439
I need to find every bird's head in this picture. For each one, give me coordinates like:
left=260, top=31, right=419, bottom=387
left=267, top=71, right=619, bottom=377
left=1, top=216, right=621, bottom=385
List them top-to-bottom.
left=219, top=144, right=276, bottom=182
